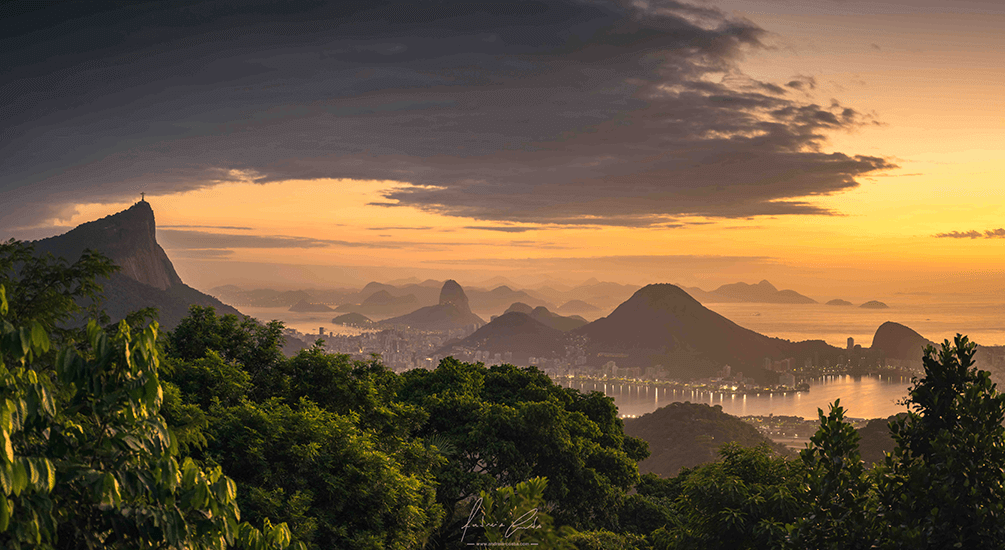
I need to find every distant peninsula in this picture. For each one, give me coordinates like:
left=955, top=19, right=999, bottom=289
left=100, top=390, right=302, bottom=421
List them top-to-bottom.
left=683, top=280, right=816, bottom=304
left=289, top=299, right=334, bottom=312
left=826, top=299, right=853, bottom=306
left=860, top=300, right=889, bottom=309
left=331, top=312, right=375, bottom=327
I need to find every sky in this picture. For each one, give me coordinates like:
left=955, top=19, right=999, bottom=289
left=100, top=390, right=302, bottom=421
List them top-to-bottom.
left=2, top=0, right=1004, bottom=301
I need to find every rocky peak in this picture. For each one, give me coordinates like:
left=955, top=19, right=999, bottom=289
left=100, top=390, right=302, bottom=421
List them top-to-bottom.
left=33, top=201, right=182, bottom=290
left=439, top=279, right=471, bottom=312
left=872, top=321, right=933, bottom=360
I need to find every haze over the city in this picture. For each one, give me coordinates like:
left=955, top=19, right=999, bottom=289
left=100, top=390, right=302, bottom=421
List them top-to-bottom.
left=3, top=0, right=1003, bottom=301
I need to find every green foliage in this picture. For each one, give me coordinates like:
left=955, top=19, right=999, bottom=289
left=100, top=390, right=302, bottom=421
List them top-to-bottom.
left=0, top=240, right=117, bottom=339
left=0, top=242, right=301, bottom=550
left=168, top=306, right=284, bottom=382
left=0, top=308, right=295, bottom=549
left=875, top=335, right=1005, bottom=548
left=274, top=347, right=426, bottom=442
left=167, top=350, right=252, bottom=410
left=399, top=358, right=647, bottom=545
left=203, top=398, right=443, bottom=550
left=789, top=400, right=875, bottom=549
left=623, top=402, right=786, bottom=478
left=659, top=443, right=803, bottom=550
left=467, top=477, right=575, bottom=548
left=567, top=529, right=648, bottom=550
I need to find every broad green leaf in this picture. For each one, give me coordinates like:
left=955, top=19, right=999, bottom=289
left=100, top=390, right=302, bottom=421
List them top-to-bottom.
left=0, top=285, right=7, bottom=317
left=30, top=321, right=49, bottom=353
left=18, top=328, right=30, bottom=355
left=143, top=373, right=160, bottom=408
left=39, top=387, right=55, bottom=418
left=0, top=404, right=10, bottom=433
left=0, top=430, right=11, bottom=464
left=25, top=457, right=38, bottom=487
left=181, top=458, right=197, bottom=487
left=42, top=459, right=54, bottom=492
left=11, top=461, right=26, bottom=496
left=0, top=462, right=10, bottom=495
left=100, top=473, right=121, bottom=508
left=0, top=495, right=8, bottom=532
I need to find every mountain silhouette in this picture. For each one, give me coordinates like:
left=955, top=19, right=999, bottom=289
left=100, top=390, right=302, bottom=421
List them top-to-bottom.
left=31, top=201, right=240, bottom=328
left=380, top=280, right=484, bottom=331
left=683, top=280, right=816, bottom=304
left=437, top=283, right=840, bottom=380
left=573, top=284, right=838, bottom=379
left=466, top=285, right=551, bottom=312
left=335, top=290, right=420, bottom=317
left=288, top=299, right=333, bottom=313
left=556, top=299, right=600, bottom=315
left=502, top=303, right=587, bottom=331
left=436, top=311, right=564, bottom=362
left=331, top=312, right=375, bottom=327
left=871, top=321, right=934, bottom=360
left=624, top=402, right=784, bottom=477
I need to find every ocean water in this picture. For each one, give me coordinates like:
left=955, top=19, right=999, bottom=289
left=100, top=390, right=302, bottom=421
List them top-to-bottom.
left=238, top=299, right=1005, bottom=347
left=702, top=300, right=1005, bottom=348
left=236, top=306, right=370, bottom=337
left=561, top=375, right=913, bottom=420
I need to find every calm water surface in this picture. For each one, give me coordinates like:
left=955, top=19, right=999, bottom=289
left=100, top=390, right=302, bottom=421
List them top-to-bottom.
left=704, top=301, right=1005, bottom=348
left=237, top=306, right=370, bottom=336
left=560, top=375, right=913, bottom=420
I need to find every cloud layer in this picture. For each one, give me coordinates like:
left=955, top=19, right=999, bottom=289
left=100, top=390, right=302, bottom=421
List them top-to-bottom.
left=2, top=0, right=893, bottom=232
left=933, top=228, right=1005, bottom=239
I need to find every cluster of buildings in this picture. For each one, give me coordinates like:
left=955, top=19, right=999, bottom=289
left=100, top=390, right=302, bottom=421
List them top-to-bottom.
left=283, top=324, right=937, bottom=391
left=285, top=326, right=472, bottom=371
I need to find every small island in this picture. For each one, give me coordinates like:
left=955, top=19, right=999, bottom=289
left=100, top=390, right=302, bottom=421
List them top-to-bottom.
left=289, top=299, right=334, bottom=312
left=826, top=299, right=853, bottom=306
left=860, top=300, right=889, bottom=309
left=331, top=312, right=375, bottom=327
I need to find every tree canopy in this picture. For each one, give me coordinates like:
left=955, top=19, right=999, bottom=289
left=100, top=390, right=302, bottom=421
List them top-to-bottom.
left=4, top=238, right=1004, bottom=550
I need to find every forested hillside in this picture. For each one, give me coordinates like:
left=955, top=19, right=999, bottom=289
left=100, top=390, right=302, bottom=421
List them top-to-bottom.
left=624, top=402, right=788, bottom=477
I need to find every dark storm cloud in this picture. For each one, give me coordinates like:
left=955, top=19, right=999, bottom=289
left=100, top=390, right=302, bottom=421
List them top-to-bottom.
left=1, top=0, right=893, bottom=232
left=366, top=226, right=435, bottom=231
left=464, top=226, right=538, bottom=233
left=933, top=229, right=1005, bottom=239
left=429, top=253, right=774, bottom=271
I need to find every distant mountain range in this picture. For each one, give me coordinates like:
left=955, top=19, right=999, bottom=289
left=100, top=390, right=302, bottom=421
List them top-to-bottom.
left=32, top=201, right=240, bottom=328
left=32, top=204, right=936, bottom=380
left=211, top=278, right=639, bottom=319
left=379, top=280, right=485, bottom=331
left=682, top=280, right=816, bottom=304
left=440, top=283, right=843, bottom=380
left=335, top=289, right=421, bottom=317
left=289, top=299, right=333, bottom=313
left=556, top=299, right=600, bottom=315
left=501, top=303, right=587, bottom=332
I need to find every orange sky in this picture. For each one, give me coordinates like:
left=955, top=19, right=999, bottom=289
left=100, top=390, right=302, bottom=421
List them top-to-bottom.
left=5, top=1, right=1004, bottom=303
